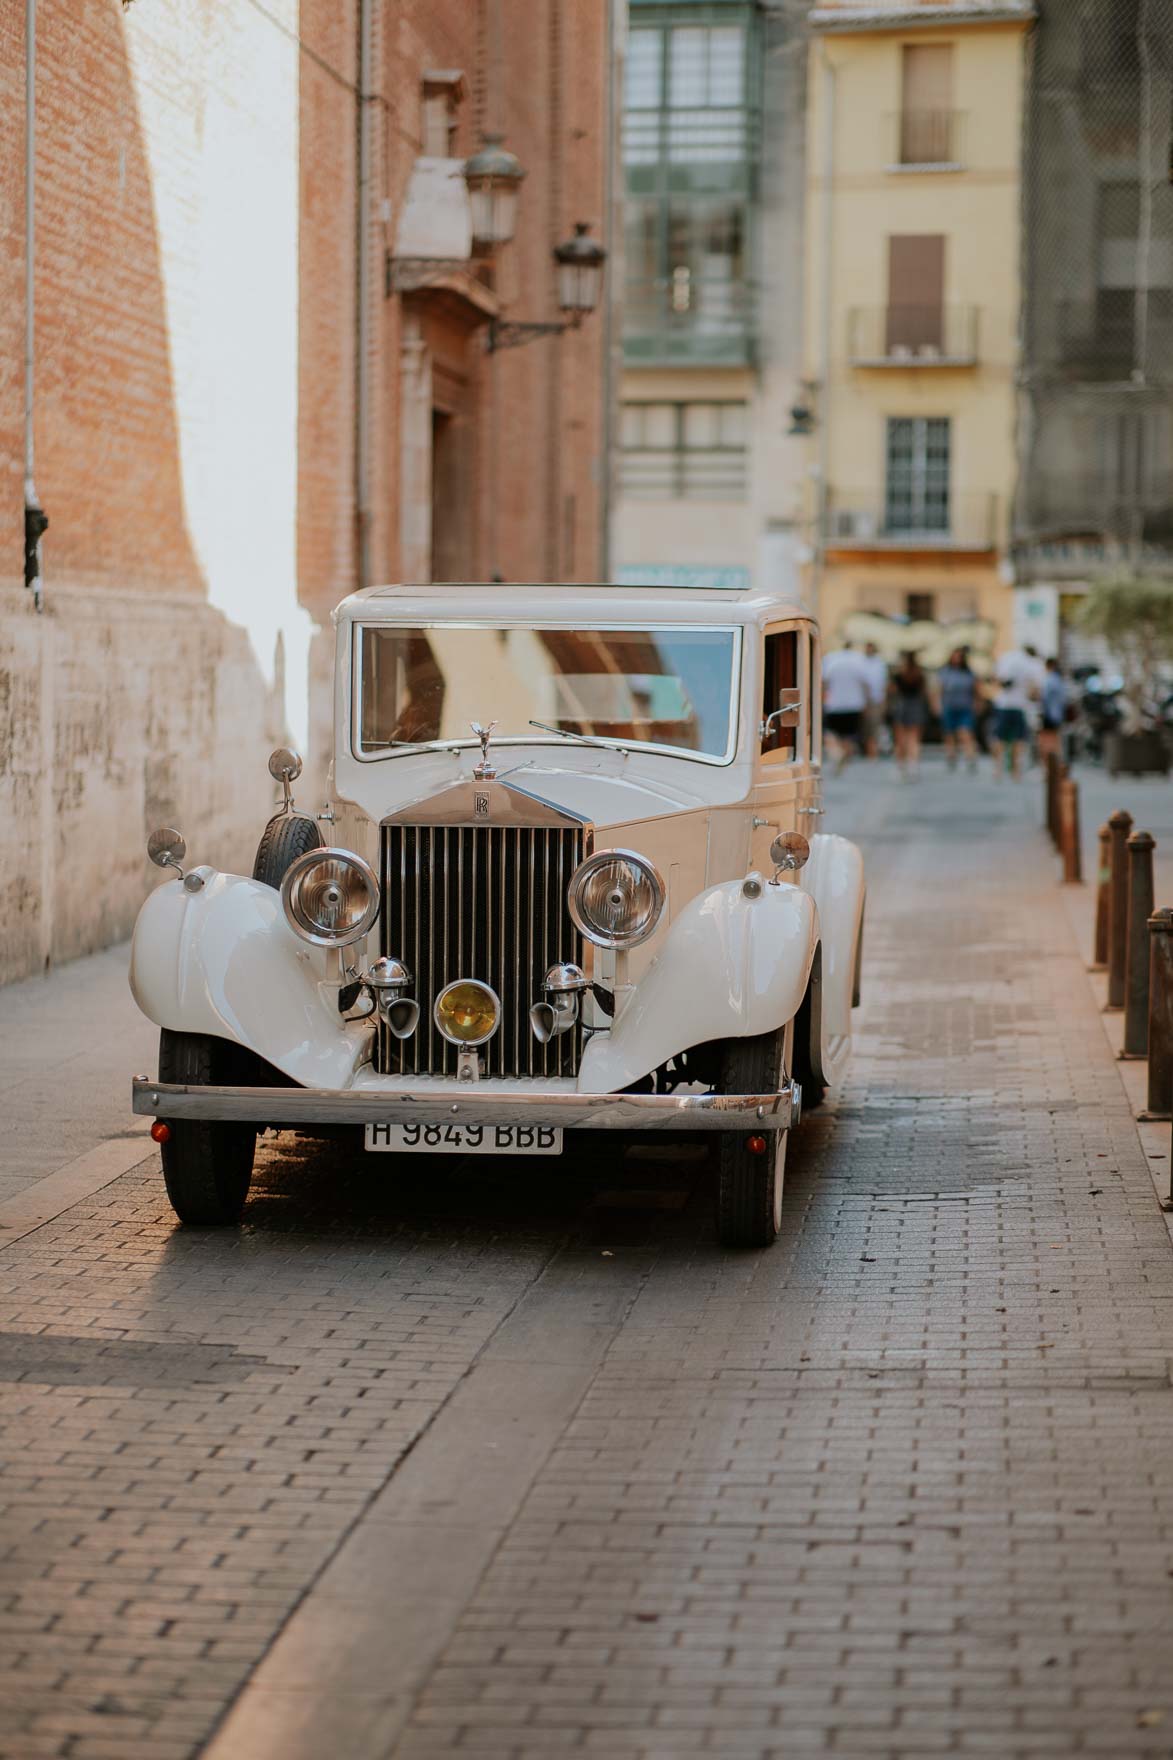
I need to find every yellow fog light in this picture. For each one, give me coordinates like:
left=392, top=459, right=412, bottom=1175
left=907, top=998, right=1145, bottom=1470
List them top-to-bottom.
left=434, top=979, right=500, bottom=1046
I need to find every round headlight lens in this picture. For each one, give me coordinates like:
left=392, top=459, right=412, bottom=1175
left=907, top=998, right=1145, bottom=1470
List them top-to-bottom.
left=280, top=847, right=380, bottom=947
left=567, top=848, right=666, bottom=951
left=434, top=979, right=501, bottom=1046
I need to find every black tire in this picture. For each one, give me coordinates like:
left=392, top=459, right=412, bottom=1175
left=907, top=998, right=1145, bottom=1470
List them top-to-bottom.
left=252, top=813, right=322, bottom=888
left=716, top=1025, right=790, bottom=1249
left=157, top=1030, right=256, bottom=1225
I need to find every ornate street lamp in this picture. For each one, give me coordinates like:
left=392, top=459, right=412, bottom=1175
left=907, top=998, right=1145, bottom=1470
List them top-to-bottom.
left=463, top=135, right=525, bottom=249
left=487, top=222, right=607, bottom=353
left=553, top=222, right=607, bottom=316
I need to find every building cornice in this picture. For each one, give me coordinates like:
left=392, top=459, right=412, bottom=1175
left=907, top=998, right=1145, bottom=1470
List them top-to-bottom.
left=810, top=1, right=1034, bottom=32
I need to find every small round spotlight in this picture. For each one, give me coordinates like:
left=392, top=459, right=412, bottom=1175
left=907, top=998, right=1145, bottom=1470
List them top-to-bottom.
left=434, top=979, right=500, bottom=1046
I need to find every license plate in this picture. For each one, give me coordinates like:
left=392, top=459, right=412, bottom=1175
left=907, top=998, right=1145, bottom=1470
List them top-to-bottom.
left=364, top=1121, right=563, bottom=1155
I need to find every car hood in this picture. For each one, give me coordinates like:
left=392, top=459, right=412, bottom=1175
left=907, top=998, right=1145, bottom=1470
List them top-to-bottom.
left=486, top=762, right=713, bottom=830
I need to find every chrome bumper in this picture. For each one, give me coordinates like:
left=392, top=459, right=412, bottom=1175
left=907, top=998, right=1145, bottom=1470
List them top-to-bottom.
left=131, top=1078, right=800, bottom=1133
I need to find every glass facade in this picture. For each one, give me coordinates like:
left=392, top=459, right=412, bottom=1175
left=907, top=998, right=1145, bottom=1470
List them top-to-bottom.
left=622, top=4, right=757, bottom=363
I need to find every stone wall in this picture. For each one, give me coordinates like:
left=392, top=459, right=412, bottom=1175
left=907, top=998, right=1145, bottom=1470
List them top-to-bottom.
left=0, top=586, right=279, bottom=984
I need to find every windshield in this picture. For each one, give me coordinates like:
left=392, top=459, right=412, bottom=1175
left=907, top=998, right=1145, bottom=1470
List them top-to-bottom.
left=356, top=624, right=739, bottom=762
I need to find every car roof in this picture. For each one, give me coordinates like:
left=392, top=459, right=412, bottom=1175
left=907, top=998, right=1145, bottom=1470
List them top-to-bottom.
left=335, top=582, right=815, bottom=632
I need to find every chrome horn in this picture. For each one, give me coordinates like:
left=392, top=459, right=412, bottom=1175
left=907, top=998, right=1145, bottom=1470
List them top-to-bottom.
left=365, top=956, right=420, bottom=1039
left=530, top=962, right=589, bottom=1044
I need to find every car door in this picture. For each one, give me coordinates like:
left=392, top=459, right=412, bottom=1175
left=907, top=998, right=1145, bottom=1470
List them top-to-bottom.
left=750, top=624, right=815, bottom=874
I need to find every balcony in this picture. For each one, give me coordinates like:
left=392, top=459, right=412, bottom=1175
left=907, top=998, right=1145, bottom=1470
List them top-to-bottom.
left=885, top=108, right=965, bottom=170
left=623, top=275, right=754, bottom=366
left=848, top=305, right=979, bottom=367
left=825, top=492, right=999, bottom=553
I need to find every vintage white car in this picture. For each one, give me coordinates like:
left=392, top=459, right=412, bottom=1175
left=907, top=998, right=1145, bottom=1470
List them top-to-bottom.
left=130, top=582, right=864, bottom=1247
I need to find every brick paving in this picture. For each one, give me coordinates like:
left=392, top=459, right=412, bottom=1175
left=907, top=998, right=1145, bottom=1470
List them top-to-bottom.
left=3, top=766, right=1173, bottom=1757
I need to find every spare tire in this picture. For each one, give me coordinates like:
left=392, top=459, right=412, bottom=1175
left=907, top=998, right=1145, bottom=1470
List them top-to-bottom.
left=252, top=813, right=323, bottom=889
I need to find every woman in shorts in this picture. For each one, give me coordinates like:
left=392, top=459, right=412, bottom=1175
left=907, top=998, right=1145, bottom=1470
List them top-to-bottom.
left=936, top=647, right=979, bottom=771
left=891, top=651, right=929, bottom=779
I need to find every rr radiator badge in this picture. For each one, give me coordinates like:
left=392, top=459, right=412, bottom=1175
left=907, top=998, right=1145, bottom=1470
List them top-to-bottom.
left=474, top=793, right=490, bottom=817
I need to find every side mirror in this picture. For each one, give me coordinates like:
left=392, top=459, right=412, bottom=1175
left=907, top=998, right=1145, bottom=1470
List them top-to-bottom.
left=775, top=686, right=803, bottom=729
left=760, top=689, right=804, bottom=742
left=268, top=747, right=302, bottom=815
left=268, top=747, right=303, bottom=783
left=147, top=827, right=186, bottom=874
left=768, top=830, right=809, bottom=885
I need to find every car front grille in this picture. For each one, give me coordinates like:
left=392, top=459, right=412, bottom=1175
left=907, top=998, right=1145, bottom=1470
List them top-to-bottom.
left=378, top=822, right=586, bottom=1078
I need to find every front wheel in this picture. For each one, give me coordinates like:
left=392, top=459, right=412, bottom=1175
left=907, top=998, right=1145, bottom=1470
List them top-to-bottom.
left=715, top=1025, right=789, bottom=1248
left=157, top=1030, right=256, bottom=1225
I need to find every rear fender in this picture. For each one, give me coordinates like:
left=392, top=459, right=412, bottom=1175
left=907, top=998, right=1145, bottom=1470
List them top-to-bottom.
left=129, top=871, right=370, bottom=1087
left=578, top=876, right=818, bottom=1094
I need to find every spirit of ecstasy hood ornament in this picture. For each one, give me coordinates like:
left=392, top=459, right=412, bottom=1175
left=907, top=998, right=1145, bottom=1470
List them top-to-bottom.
left=470, top=720, right=498, bottom=781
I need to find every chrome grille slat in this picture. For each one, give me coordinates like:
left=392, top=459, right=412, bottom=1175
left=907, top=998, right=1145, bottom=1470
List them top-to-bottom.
left=380, top=820, right=583, bottom=1078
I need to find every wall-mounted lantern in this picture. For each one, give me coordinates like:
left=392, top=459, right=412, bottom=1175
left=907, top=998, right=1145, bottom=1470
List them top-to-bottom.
left=463, top=135, right=525, bottom=249
left=487, top=223, right=607, bottom=353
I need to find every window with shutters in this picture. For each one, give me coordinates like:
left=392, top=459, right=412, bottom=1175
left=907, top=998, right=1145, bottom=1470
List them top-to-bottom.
left=898, top=43, right=957, bottom=165
left=886, top=235, right=945, bottom=353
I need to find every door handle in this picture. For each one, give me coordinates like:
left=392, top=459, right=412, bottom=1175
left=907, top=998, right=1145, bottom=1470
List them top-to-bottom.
left=797, top=806, right=825, bottom=817
left=752, top=816, right=779, bottom=830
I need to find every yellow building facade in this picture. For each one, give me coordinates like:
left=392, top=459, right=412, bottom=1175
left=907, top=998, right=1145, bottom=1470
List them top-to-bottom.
left=804, top=0, right=1033, bottom=665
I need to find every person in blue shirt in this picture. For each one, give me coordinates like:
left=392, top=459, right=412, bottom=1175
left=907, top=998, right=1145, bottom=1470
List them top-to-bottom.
left=936, top=646, right=979, bottom=772
left=1039, top=656, right=1068, bottom=763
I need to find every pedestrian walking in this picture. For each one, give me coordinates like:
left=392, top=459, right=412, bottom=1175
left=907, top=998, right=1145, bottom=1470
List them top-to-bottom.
left=822, top=641, right=875, bottom=774
left=860, top=641, right=890, bottom=759
left=991, top=642, right=1044, bottom=779
left=936, top=646, right=979, bottom=772
left=891, top=650, right=929, bottom=780
left=1038, top=656, right=1068, bottom=763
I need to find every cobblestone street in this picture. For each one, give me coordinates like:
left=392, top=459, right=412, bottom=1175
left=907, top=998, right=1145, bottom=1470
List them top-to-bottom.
left=4, top=764, right=1173, bottom=1759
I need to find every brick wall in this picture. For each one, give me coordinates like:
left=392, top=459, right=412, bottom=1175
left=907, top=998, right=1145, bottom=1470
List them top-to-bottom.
left=0, top=0, right=613, bottom=984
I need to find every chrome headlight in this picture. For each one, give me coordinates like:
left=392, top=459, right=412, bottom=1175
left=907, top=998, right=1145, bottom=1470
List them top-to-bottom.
left=281, top=847, right=380, bottom=947
left=567, top=848, right=666, bottom=951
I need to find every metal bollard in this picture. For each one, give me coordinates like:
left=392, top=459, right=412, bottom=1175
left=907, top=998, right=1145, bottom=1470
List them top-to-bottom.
left=1046, top=753, right=1063, bottom=846
left=1059, top=776, right=1082, bottom=884
left=1106, top=808, right=1134, bottom=1011
left=1091, top=821, right=1111, bottom=969
left=1122, top=831, right=1155, bottom=1055
left=1143, top=908, right=1173, bottom=1121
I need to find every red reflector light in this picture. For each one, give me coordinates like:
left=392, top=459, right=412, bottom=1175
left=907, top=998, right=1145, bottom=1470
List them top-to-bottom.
left=150, top=1120, right=171, bottom=1144
left=746, top=1134, right=767, bottom=1156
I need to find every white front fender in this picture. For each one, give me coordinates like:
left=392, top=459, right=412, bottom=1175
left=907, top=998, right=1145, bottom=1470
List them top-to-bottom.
left=801, top=833, right=865, bottom=1040
left=129, top=872, right=370, bottom=1087
left=579, top=877, right=818, bottom=1094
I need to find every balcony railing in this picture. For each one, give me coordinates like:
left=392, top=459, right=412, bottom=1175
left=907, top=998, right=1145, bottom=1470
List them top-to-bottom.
left=886, top=108, right=965, bottom=169
left=623, top=275, right=754, bottom=365
left=848, top=305, right=979, bottom=366
left=825, top=491, right=998, bottom=552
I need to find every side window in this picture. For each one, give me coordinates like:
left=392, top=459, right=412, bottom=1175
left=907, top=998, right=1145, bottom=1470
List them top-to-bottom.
left=761, top=629, right=799, bottom=763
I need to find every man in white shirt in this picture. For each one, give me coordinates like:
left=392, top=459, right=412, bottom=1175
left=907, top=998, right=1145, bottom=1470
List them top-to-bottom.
left=823, top=643, right=878, bottom=773
left=991, top=644, right=1044, bottom=778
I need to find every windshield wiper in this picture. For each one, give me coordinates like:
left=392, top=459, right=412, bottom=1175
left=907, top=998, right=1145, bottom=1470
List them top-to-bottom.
left=527, top=719, right=627, bottom=753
